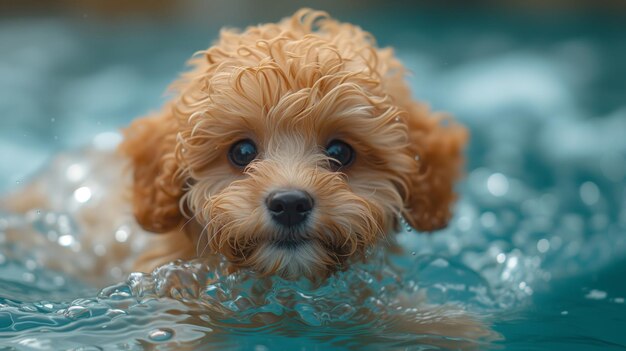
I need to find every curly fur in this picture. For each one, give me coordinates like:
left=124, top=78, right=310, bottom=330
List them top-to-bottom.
left=119, top=9, right=468, bottom=279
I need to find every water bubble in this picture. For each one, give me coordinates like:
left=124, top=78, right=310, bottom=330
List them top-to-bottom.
left=50, top=118, right=55, bottom=122
left=66, top=164, right=86, bottom=182
left=487, top=173, right=509, bottom=197
left=579, top=181, right=600, bottom=206
left=73, top=186, right=92, bottom=203
left=115, top=227, right=129, bottom=243
left=58, top=235, right=75, bottom=247
left=537, top=239, right=550, bottom=253
left=411, top=251, right=416, bottom=256
left=496, top=253, right=506, bottom=264
left=506, top=256, right=519, bottom=269
left=585, top=289, right=607, bottom=300
left=614, top=298, right=624, bottom=304
left=35, top=302, right=55, bottom=313
left=64, top=305, right=90, bottom=320
left=561, top=311, right=569, bottom=315
left=148, top=328, right=174, bottom=342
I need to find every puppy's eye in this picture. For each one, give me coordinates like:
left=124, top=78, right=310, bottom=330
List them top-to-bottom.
left=228, top=139, right=258, bottom=168
left=325, top=140, right=355, bottom=170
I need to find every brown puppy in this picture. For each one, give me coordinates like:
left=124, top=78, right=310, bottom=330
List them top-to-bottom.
left=121, top=9, right=467, bottom=278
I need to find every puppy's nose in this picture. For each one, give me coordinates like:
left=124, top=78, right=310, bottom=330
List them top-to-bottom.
left=266, top=190, right=314, bottom=227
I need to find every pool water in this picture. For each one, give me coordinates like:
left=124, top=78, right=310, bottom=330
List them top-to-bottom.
left=1, top=10, right=626, bottom=350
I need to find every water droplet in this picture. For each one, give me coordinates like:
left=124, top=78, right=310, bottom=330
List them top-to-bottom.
left=66, top=164, right=86, bottom=182
left=487, top=173, right=509, bottom=197
left=580, top=181, right=600, bottom=206
left=73, top=186, right=92, bottom=203
left=115, top=226, right=129, bottom=242
left=58, top=235, right=74, bottom=247
left=537, top=238, right=550, bottom=253
left=496, top=253, right=506, bottom=264
left=506, top=256, right=519, bottom=269
left=585, top=289, right=607, bottom=300
left=64, top=305, right=90, bottom=319
left=148, top=328, right=174, bottom=342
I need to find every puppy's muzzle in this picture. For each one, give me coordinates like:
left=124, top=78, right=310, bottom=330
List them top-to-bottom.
left=266, top=189, right=314, bottom=227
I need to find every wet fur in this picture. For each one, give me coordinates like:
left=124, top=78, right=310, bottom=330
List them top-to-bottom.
left=121, top=9, right=467, bottom=278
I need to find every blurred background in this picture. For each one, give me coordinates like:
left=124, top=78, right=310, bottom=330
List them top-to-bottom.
left=0, top=0, right=625, bottom=191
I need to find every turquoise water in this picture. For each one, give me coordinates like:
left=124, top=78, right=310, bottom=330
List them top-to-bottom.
left=1, top=11, right=626, bottom=350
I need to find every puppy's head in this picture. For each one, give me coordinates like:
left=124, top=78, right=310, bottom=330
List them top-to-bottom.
left=121, top=9, right=467, bottom=280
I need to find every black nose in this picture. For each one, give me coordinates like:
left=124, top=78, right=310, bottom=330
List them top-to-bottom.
left=266, top=189, right=314, bottom=227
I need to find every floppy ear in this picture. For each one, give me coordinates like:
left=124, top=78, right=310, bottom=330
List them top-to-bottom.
left=402, top=102, right=468, bottom=232
left=119, top=105, right=184, bottom=233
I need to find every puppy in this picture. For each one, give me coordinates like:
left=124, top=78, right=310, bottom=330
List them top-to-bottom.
left=2, top=9, right=467, bottom=280
left=122, top=9, right=467, bottom=279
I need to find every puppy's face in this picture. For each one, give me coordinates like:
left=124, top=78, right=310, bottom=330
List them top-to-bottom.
left=122, top=10, right=467, bottom=279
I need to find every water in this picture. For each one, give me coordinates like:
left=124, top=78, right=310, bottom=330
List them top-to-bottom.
left=1, top=10, right=626, bottom=351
